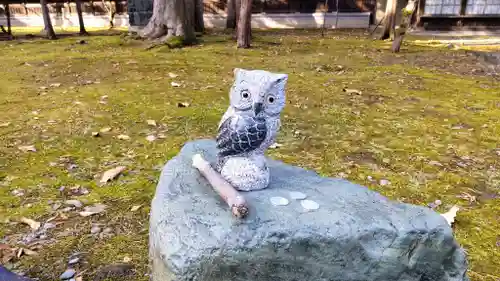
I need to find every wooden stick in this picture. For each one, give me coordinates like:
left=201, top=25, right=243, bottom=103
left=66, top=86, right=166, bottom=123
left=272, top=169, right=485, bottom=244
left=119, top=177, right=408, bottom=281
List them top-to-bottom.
left=192, top=154, right=249, bottom=219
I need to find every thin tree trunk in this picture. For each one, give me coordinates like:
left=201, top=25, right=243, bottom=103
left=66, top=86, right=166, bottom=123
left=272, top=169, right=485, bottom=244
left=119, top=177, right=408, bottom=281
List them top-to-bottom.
left=40, top=0, right=57, bottom=39
left=75, top=0, right=88, bottom=35
left=101, top=0, right=115, bottom=29
left=179, top=0, right=196, bottom=43
left=194, top=0, right=204, bottom=33
left=226, top=0, right=240, bottom=29
left=236, top=0, right=251, bottom=48
left=380, top=0, right=396, bottom=40
left=391, top=0, right=418, bottom=53
left=415, top=0, right=426, bottom=27
left=6, top=3, right=12, bottom=36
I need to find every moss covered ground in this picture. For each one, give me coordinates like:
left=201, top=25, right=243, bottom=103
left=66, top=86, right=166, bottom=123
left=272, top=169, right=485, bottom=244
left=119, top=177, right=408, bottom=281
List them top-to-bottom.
left=0, top=28, right=499, bottom=281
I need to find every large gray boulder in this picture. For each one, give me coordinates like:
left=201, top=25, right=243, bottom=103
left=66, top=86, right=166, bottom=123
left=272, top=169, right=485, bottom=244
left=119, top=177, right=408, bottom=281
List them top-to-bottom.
left=149, top=139, right=469, bottom=281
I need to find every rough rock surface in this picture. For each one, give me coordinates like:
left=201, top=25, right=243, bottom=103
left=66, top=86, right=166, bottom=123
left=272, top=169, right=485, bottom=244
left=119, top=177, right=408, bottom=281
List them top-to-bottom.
left=149, top=139, right=469, bottom=281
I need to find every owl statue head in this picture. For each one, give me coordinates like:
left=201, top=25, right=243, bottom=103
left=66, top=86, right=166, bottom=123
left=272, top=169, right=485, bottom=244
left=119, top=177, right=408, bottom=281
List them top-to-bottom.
left=229, top=68, right=288, bottom=118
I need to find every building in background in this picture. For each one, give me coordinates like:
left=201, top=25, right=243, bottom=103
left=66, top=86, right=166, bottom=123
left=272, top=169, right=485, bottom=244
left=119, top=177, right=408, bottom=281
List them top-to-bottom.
left=1, top=0, right=375, bottom=29
left=3, top=0, right=495, bottom=30
left=128, top=0, right=376, bottom=29
left=418, top=0, right=500, bottom=29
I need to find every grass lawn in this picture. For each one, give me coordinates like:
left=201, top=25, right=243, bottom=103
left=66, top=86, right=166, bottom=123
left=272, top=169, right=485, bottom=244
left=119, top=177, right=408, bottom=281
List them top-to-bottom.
left=0, top=28, right=499, bottom=281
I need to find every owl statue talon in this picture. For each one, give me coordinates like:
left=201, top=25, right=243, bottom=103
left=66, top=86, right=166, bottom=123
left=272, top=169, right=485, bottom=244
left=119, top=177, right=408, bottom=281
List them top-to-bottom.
left=216, top=68, right=288, bottom=192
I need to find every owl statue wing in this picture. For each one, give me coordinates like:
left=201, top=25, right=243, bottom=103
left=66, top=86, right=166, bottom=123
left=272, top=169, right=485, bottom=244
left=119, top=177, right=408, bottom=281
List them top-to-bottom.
left=216, top=115, right=267, bottom=157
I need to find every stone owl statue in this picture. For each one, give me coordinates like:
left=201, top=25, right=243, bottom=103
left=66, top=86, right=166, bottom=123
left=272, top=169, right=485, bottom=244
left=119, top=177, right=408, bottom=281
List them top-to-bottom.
left=215, top=68, right=288, bottom=191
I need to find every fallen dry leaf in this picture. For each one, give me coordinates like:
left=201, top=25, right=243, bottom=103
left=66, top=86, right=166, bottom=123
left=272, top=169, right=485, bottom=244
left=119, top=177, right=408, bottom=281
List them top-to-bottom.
left=168, top=72, right=178, bottom=78
left=171, top=81, right=181, bottom=87
left=50, top=83, right=61, bottom=88
left=342, top=88, right=362, bottom=95
left=177, top=102, right=190, bottom=108
left=147, top=120, right=157, bottom=126
left=100, top=127, right=112, bottom=133
left=91, top=132, right=100, bottom=137
left=117, top=134, right=131, bottom=140
left=18, top=145, right=36, bottom=152
left=100, top=166, right=126, bottom=183
left=456, top=192, right=476, bottom=203
left=65, top=199, right=83, bottom=208
left=428, top=199, right=442, bottom=209
left=79, top=204, right=107, bottom=217
left=130, top=205, right=142, bottom=212
left=441, top=205, right=460, bottom=226
left=59, top=213, right=69, bottom=220
left=46, top=215, right=58, bottom=223
left=20, top=217, right=41, bottom=230
left=0, top=244, right=16, bottom=264
left=18, top=248, right=38, bottom=257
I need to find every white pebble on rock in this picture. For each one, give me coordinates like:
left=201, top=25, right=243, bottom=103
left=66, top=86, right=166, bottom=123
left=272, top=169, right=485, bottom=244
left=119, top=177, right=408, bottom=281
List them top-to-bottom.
left=289, top=191, right=307, bottom=200
left=270, top=197, right=289, bottom=206
left=301, top=199, right=320, bottom=211
left=68, top=257, right=80, bottom=265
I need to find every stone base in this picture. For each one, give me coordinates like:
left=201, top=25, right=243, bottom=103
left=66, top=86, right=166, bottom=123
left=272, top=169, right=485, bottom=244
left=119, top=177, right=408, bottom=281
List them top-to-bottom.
left=149, top=139, right=469, bottom=281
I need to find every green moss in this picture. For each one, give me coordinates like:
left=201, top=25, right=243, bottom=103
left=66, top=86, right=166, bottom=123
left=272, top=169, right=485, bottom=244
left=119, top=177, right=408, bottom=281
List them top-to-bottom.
left=0, top=29, right=498, bottom=281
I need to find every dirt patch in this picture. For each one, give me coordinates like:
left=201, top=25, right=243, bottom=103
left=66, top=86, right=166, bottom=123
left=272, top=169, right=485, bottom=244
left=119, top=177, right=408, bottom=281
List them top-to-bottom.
left=376, top=50, right=499, bottom=79
left=344, top=150, right=379, bottom=165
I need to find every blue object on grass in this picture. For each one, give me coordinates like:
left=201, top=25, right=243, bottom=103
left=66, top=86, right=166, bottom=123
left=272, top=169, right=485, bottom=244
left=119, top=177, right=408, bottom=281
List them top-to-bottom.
left=0, top=266, right=33, bottom=281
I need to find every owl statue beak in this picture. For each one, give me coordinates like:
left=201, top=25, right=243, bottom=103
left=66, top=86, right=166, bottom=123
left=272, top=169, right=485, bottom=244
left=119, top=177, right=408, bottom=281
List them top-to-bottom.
left=253, top=102, right=263, bottom=115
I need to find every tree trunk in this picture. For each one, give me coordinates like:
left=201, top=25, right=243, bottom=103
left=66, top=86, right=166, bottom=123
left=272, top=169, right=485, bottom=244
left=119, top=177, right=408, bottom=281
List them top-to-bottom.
left=40, top=0, right=57, bottom=39
left=75, top=0, right=88, bottom=35
left=101, top=0, right=116, bottom=29
left=140, top=0, right=197, bottom=45
left=194, top=0, right=204, bottom=33
left=226, top=0, right=241, bottom=29
left=236, top=0, right=251, bottom=48
left=380, top=0, right=396, bottom=40
left=391, top=0, right=418, bottom=53
left=415, top=0, right=426, bottom=27
left=6, top=3, right=12, bottom=36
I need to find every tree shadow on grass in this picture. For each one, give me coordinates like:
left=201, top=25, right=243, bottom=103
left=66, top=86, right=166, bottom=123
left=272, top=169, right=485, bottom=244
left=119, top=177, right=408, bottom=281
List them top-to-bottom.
left=0, top=29, right=127, bottom=42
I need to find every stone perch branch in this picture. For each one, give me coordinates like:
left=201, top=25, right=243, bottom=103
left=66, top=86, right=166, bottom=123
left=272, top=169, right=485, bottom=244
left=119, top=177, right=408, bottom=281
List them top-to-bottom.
left=192, top=153, right=249, bottom=218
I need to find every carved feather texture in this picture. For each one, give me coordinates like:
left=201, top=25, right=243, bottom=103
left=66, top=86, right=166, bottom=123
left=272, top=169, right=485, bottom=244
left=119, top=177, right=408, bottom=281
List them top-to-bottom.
left=217, top=115, right=267, bottom=157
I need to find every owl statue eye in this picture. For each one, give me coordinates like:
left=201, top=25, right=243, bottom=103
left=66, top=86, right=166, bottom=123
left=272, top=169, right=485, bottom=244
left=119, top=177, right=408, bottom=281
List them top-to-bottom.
left=241, top=90, right=250, bottom=99
left=267, top=95, right=275, bottom=104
